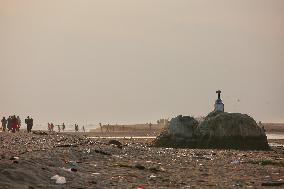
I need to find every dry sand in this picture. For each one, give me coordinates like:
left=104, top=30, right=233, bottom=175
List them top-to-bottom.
left=0, top=131, right=284, bottom=188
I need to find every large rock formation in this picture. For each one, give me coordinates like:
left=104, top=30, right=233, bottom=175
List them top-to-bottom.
left=153, top=112, right=269, bottom=150
left=194, top=112, right=269, bottom=150
left=153, top=115, right=198, bottom=148
left=168, top=115, right=198, bottom=138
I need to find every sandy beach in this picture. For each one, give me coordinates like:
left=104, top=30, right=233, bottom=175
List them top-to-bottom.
left=0, top=131, right=283, bottom=189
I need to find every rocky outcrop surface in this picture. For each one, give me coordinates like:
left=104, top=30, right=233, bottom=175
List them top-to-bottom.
left=153, top=112, right=269, bottom=150
left=195, top=112, right=269, bottom=150
left=153, top=115, right=198, bottom=148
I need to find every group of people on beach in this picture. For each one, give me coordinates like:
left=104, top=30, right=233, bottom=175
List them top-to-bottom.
left=1, top=116, right=33, bottom=133
left=47, top=123, right=66, bottom=132
left=48, top=123, right=85, bottom=132
left=99, top=123, right=126, bottom=133
left=75, top=124, right=85, bottom=132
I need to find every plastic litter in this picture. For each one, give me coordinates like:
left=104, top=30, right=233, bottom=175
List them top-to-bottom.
left=10, top=156, right=19, bottom=160
left=231, top=160, right=240, bottom=164
left=61, top=167, right=72, bottom=172
left=91, top=173, right=101, bottom=176
left=51, top=175, right=66, bottom=184
left=51, top=175, right=60, bottom=180
left=149, top=175, right=156, bottom=179
left=56, top=176, right=66, bottom=184
left=137, top=185, right=145, bottom=189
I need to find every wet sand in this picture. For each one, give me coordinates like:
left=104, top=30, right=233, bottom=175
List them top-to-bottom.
left=0, top=131, right=284, bottom=189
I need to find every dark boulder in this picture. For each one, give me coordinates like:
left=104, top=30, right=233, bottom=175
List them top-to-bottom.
left=153, top=112, right=269, bottom=150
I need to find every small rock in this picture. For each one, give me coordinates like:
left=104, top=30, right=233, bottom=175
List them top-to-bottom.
left=109, top=140, right=122, bottom=148
left=135, top=164, right=145, bottom=170
left=71, top=168, right=77, bottom=172
left=89, top=180, right=97, bottom=184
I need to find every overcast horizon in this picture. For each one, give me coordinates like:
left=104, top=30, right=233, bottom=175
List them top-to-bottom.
left=1, top=0, right=283, bottom=126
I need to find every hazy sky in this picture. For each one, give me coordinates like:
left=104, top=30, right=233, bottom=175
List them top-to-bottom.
left=1, top=0, right=283, bottom=126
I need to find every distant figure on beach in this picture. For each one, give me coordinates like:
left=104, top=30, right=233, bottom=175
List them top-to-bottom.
left=11, top=115, right=18, bottom=133
left=7, top=116, right=12, bottom=131
left=16, top=116, right=21, bottom=132
left=25, top=116, right=33, bottom=133
left=1, top=117, right=7, bottom=131
left=149, top=122, right=152, bottom=130
left=48, top=123, right=51, bottom=132
left=51, top=123, right=54, bottom=131
left=62, top=123, right=65, bottom=132
left=99, top=123, right=103, bottom=133
left=75, top=124, right=79, bottom=132
left=106, top=124, right=110, bottom=133
left=57, top=125, right=61, bottom=132
left=82, top=126, right=85, bottom=132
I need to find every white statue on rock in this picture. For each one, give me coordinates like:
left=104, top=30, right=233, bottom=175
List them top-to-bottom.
left=214, top=90, right=224, bottom=112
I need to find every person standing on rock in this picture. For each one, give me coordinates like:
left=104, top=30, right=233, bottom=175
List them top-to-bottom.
left=1, top=117, right=7, bottom=131
left=57, top=125, right=61, bottom=132
left=82, top=126, right=85, bottom=132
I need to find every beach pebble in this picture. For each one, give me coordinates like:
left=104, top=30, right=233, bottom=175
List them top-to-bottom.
left=135, top=164, right=145, bottom=170
left=71, top=168, right=78, bottom=172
